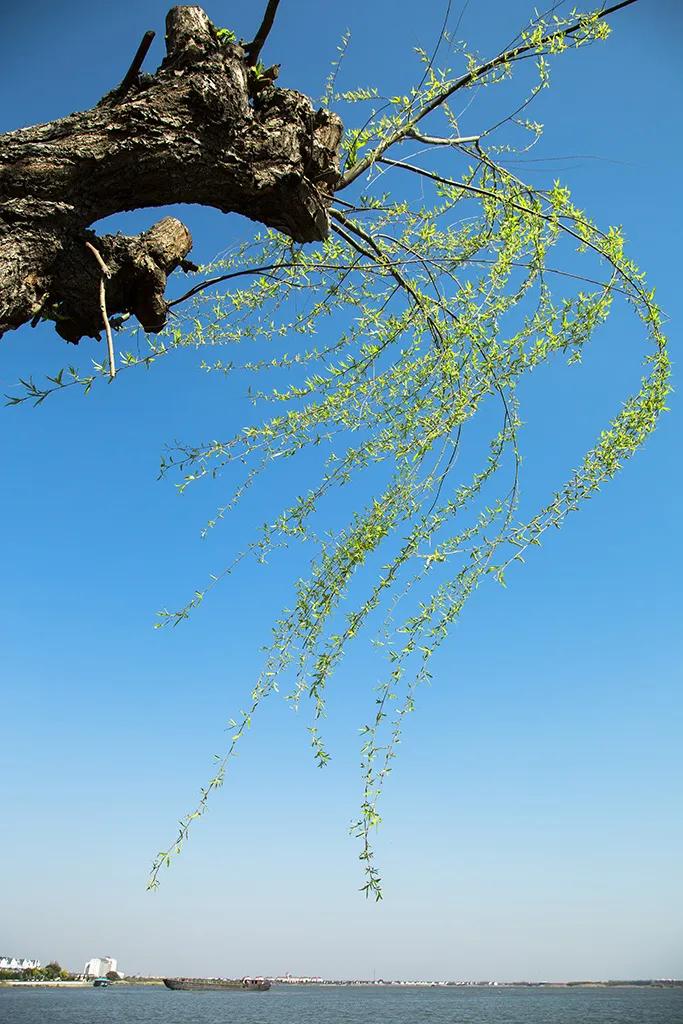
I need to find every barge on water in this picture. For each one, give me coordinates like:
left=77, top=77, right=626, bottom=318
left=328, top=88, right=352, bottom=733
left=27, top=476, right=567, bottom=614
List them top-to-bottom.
left=163, top=977, right=271, bottom=992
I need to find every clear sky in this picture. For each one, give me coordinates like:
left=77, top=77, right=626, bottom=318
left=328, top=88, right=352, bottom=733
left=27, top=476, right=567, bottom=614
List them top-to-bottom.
left=1, top=0, right=681, bottom=983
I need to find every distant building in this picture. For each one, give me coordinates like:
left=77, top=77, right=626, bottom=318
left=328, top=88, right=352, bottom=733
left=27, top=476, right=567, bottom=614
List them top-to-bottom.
left=0, top=956, right=41, bottom=971
left=84, top=956, right=121, bottom=978
left=275, top=974, right=324, bottom=984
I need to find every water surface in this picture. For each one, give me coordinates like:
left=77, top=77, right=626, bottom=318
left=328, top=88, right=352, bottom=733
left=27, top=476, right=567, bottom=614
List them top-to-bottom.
left=1, top=983, right=681, bottom=1023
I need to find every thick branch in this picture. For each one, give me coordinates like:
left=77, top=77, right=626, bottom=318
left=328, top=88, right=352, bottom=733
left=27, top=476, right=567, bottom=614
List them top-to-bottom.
left=0, top=4, right=343, bottom=344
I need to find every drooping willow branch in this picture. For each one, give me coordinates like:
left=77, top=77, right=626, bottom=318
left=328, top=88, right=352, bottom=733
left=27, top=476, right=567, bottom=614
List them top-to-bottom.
left=8, top=3, right=667, bottom=899
left=145, top=168, right=667, bottom=897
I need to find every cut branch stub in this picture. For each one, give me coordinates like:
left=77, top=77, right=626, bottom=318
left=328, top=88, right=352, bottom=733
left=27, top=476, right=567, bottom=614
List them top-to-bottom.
left=0, top=4, right=343, bottom=344
left=51, top=218, right=193, bottom=344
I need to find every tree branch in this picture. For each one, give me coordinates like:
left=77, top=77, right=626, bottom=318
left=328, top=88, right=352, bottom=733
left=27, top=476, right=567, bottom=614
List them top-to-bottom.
left=244, top=0, right=282, bottom=66
left=338, top=0, right=640, bottom=189
left=0, top=4, right=342, bottom=343
left=115, top=30, right=155, bottom=100
left=406, top=130, right=480, bottom=146
left=376, top=155, right=643, bottom=293
left=330, top=209, right=447, bottom=352
left=85, top=242, right=116, bottom=378
left=167, top=258, right=371, bottom=310
left=168, top=262, right=288, bottom=308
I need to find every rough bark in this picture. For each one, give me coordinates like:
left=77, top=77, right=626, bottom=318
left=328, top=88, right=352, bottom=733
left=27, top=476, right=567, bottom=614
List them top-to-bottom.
left=0, top=5, right=343, bottom=344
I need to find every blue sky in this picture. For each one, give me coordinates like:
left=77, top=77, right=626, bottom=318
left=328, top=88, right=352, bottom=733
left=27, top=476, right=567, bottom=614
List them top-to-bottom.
left=1, top=0, right=681, bottom=982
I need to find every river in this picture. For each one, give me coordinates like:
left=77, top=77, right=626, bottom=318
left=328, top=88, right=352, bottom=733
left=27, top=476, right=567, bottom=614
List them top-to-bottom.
left=1, top=983, right=682, bottom=1023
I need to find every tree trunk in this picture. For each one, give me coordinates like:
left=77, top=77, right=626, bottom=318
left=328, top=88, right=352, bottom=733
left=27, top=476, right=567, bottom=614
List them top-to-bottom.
left=0, top=5, right=343, bottom=344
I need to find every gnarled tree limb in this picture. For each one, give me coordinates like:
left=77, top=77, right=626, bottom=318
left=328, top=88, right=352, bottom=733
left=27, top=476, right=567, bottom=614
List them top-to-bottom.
left=0, top=4, right=343, bottom=345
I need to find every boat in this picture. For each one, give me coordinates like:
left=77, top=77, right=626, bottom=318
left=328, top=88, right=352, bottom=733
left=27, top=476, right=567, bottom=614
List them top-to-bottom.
left=93, top=977, right=109, bottom=987
left=163, top=977, right=271, bottom=991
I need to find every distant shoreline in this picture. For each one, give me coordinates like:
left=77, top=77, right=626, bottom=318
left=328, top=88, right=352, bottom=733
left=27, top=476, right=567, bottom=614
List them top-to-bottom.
left=2, top=979, right=681, bottom=991
left=0, top=980, right=165, bottom=989
left=309, top=980, right=683, bottom=988
left=0, top=981, right=90, bottom=988
left=312, top=981, right=683, bottom=989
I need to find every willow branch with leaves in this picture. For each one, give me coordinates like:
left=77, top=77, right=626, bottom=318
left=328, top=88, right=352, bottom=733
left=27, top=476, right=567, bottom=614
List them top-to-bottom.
left=6, top=1, right=669, bottom=900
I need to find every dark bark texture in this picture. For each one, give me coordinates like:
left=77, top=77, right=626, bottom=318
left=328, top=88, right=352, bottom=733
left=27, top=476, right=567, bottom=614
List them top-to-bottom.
left=0, top=5, right=343, bottom=343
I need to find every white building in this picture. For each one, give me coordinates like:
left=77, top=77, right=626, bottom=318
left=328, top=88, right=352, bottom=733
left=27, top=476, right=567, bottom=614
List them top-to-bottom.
left=0, top=956, right=41, bottom=971
left=84, top=956, right=121, bottom=978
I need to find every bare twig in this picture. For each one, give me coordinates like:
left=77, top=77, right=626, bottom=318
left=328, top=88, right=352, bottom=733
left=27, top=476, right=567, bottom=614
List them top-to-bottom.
left=244, top=0, right=281, bottom=66
left=115, top=30, right=155, bottom=100
left=406, top=130, right=480, bottom=146
left=84, top=241, right=110, bottom=279
left=85, top=242, right=116, bottom=379
left=167, top=258, right=379, bottom=310
left=168, top=262, right=286, bottom=308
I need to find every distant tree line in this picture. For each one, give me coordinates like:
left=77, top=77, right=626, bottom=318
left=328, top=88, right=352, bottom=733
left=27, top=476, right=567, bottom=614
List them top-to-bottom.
left=0, top=961, right=70, bottom=982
